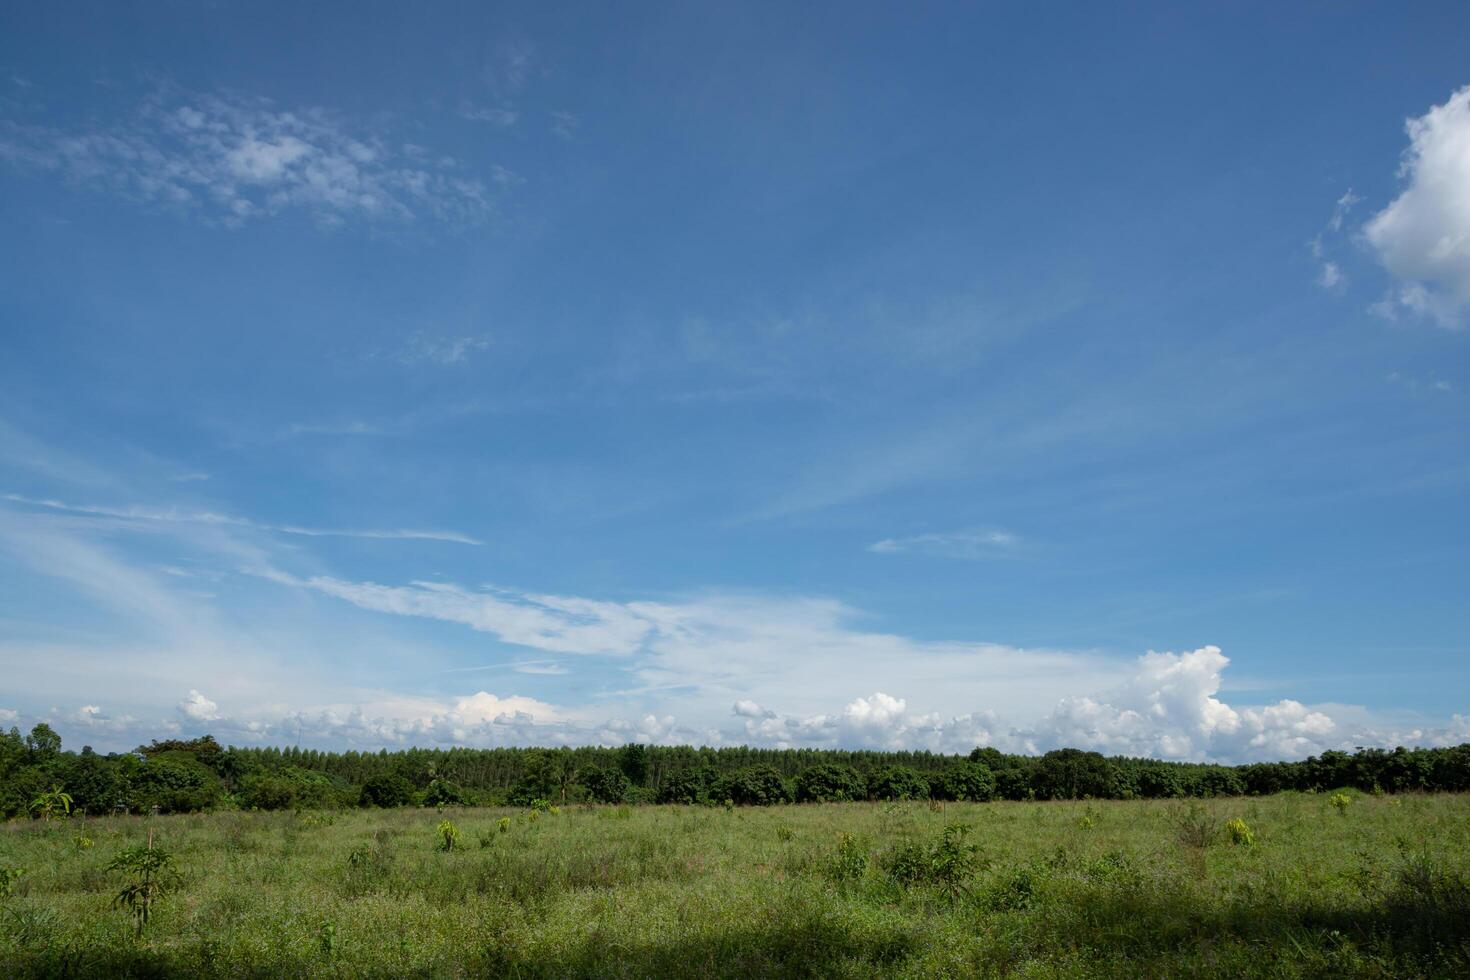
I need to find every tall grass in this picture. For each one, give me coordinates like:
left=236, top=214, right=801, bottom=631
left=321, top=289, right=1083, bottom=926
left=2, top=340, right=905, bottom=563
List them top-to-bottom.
left=0, top=793, right=1467, bottom=976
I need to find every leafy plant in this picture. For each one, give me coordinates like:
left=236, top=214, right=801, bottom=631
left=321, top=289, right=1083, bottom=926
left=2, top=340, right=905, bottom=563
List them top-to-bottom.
left=29, top=785, right=73, bottom=821
left=1331, top=792, right=1353, bottom=811
left=1173, top=802, right=1218, bottom=850
left=497, top=816, right=511, bottom=834
left=1225, top=817, right=1255, bottom=847
left=436, top=819, right=461, bottom=852
left=883, top=824, right=980, bottom=897
left=827, top=832, right=869, bottom=883
left=73, top=835, right=95, bottom=850
left=107, top=835, right=179, bottom=936
left=0, top=867, right=23, bottom=900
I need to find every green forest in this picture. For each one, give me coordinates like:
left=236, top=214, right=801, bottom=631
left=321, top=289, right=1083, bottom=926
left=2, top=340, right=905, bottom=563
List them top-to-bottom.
left=4, top=724, right=1469, bottom=818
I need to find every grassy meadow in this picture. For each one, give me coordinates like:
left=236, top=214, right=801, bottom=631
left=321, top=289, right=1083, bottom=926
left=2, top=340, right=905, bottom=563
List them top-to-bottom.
left=2, top=792, right=1468, bottom=978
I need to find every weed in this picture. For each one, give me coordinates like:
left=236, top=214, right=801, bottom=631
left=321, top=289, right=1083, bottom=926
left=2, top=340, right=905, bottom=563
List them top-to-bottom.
left=1331, top=792, right=1353, bottom=811
left=1173, top=801, right=1218, bottom=850
left=498, top=816, right=512, bottom=834
left=436, top=819, right=462, bottom=852
left=775, top=825, right=794, bottom=842
left=0, top=867, right=23, bottom=899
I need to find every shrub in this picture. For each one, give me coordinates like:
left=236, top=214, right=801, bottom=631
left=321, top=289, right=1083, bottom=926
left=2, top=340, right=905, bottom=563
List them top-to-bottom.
left=1033, top=749, right=1121, bottom=800
left=937, top=762, right=996, bottom=802
left=794, top=764, right=865, bottom=803
left=579, top=765, right=631, bottom=804
left=713, top=765, right=789, bottom=806
left=867, top=766, right=929, bottom=801
left=657, top=767, right=714, bottom=805
left=359, top=773, right=415, bottom=808
left=422, top=778, right=469, bottom=807
left=1331, top=792, right=1353, bottom=811
left=1173, top=802, right=1218, bottom=850
left=1225, top=817, right=1254, bottom=847
left=436, top=819, right=461, bottom=852
left=884, top=824, right=980, bottom=897
left=827, top=832, right=869, bottom=883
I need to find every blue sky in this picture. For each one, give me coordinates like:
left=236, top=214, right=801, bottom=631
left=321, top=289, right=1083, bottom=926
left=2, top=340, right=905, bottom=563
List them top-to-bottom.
left=1, top=2, right=1468, bottom=760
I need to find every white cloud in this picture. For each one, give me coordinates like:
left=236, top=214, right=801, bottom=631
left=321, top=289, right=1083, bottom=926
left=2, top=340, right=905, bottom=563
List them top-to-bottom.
left=1364, top=86, right=1470, bottom=327
left=0, top=88, right=503, bottom=228
left=460, top=104, right=519, bottom=127
left=551, top=111, right=579, bottom=141
left=1328, top=189, right=1361, bottom=232
left=1318, top=261, right=1345, bottom=291
left=376, top=331, right=493, bottom=366
left=3, top=494, right=481, bottom=545
left=868, top=528, right=1019, bottom=558
left=263, top=570, right=656, bottom=656
left=178, top=689, right=220, bottom=722
left=0, top=708, right=17, bottom=723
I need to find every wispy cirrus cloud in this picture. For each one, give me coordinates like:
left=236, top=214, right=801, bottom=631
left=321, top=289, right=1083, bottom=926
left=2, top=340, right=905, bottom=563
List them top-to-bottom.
left=0, top=87, right=507, bottom=228
left=372, top=330, right=493, bottom=366
left=3, top=494, right=482, bottom=545
left=868, top=528, right=1019, bottom=559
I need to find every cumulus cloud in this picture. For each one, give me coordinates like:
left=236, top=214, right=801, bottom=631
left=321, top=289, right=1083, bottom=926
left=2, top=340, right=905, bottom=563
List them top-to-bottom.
left=1364, top=86, right=1470, bottom=326
left=0, top=88, right=504, bottom=228
left=868, top=529, right=1018, bottom=558
left=27, top=642, right=1470, bottom=762
left=722, top=646, right=1465, bottom=763
left=178, top=689, right=220, bottom=722
left=0, top=708, right=17, bottom=723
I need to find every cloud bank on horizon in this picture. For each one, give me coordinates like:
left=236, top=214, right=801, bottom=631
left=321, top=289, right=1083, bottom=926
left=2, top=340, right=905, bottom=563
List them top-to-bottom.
left=1, top=6, right=1467, bottom=764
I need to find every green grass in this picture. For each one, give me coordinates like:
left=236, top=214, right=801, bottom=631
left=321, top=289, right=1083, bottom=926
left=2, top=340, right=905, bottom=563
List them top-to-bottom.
left=2, top=792, right=1468, bottom=977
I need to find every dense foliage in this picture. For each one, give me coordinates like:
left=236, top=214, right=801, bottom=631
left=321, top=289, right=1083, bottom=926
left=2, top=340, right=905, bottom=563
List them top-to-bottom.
left=2, top=723, right=1469, bottom=816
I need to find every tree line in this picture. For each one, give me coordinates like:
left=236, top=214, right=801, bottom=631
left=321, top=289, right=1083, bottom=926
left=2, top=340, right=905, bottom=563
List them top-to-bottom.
left=2, top=723, right=1468, bottom=817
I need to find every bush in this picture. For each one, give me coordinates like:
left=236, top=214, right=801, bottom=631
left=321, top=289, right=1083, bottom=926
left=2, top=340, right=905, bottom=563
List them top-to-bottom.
left=1032, top=749, right=1120, bottom=800
left=937, top=762, right=996, bottom=802
left=794, top=764, right=865, bottom=803
left=579, top=765, right=631, bottom=804
left=713, top=765, right=789, bottom=806
left=867, top=766, right=928, bottom=801
left=658, top=767, right=714, bottom=805
left=359, top=773, right=416, bottom=808
left=422, top=778, right=469, bottom=807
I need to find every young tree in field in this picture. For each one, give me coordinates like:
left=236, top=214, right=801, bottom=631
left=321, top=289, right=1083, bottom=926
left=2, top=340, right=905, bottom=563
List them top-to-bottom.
left=30, top=785, right=73, bottom=820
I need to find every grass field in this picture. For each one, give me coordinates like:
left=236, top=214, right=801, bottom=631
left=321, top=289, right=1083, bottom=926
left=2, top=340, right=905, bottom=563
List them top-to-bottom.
left=2, top=792, right=1468, bottom=977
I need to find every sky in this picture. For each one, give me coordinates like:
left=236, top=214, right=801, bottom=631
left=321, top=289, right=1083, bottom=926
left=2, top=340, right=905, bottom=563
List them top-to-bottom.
left=1, top=2, right=1468, bottom=762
